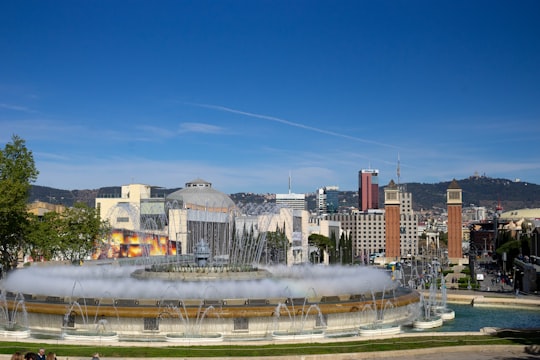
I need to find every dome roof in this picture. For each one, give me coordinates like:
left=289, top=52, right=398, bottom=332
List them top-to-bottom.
left=166, top=178, right=236, bottom=211
left=499, top=208, right=540, bottom=221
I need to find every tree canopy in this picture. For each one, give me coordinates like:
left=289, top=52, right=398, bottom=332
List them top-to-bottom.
left=0, top=135, right=39, bottom=271
left=0, top=135, right=110, bottom=272
left=26, top=203, right=109, bottom=263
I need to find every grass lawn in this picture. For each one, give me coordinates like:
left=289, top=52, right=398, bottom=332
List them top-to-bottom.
left=1, top=331, right=539, bottom=358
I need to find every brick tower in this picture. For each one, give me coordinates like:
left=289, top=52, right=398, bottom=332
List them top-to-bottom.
left=384, top=179, right=400, bottom=259
left=446, top=179, right=463, bottom=259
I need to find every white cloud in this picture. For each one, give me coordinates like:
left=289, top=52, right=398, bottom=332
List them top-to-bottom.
left=0, top=103, right=37, bottom=113
left=178, top=122, right=225, bottom=134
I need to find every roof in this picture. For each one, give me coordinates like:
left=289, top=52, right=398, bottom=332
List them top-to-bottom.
left=165, top=178, right=236, bottom=210
left=448, top=179, right=461, bottom=189
left=499, top=208, right=540, bottom=221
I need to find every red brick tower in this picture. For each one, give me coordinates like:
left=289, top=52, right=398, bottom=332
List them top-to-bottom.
left=447, top=179, right=463, bottom=259
left=384, top=180, right=400, bottom=259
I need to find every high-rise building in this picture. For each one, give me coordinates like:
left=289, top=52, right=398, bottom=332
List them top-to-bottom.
left=358, top=169, right=379, bottom=211
left=276, top=173, right=306, bottom=211
left=447, top=179, right=463, bottom=259
left=316, top=186, right=339, bottom=215
left=326, top=210, right=385, bottom=263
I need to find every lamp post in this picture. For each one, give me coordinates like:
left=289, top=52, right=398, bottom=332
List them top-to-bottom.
left=469, top=243, right=476, bottom=289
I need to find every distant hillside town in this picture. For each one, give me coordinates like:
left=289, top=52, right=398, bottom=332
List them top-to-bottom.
left=26, top=172, right=540, bottom=293
left=30, top=175, right=540, bottom=214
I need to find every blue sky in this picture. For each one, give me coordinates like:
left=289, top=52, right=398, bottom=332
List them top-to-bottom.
left=1, top=1, right=539, bottom=194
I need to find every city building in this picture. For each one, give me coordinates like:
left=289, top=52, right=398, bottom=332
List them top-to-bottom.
left=358, top=169, right=379, bottom=211
left=165, top=178, right=238, bottom=257
left=94, top=179, right=312, bottom=265
left=327, top=179, right=418, bottom=263
left=95, top=183, right=167, bottom=233
left=316, top=185, right=339, bottom=215
left=397, top=188, right=418, bottom=258
left=276, top=193, right=306, bottom=211
left=27, top=201, right=66, bottom=217
left=462, top=205, right=487, bottom=222
left=327, top=210, right=385, bottom=263
left=469, top=220, right=496, bottom=257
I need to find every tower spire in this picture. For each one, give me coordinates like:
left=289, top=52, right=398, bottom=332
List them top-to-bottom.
left=397, top=153, right=401, bottom=186
left=288, top=171, right=292, bottom=194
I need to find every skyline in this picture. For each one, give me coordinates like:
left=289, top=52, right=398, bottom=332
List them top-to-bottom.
left=1, top=1, right=539, bottom=194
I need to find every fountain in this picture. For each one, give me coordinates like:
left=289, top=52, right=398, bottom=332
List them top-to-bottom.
left=1, top=188, right=421, bottom=341
left=0, top=262, right=420, bottom=341
left=431, top=273, right=455, bottom=321
left=412, top=278, right=443, bottom=329
left=358, top=288, right=402, bottom=336
left=0, top=291, right=30, bottom=338
left=271, top=294, right=326, bottom=339
left=62, top=301, right=119, bottom=341
left=162, top=301, right=224, bottom=342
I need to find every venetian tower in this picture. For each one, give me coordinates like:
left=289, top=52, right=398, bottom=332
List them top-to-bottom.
left=384, top=179, right=401, bottom=259
left=446, top=179, right=463, bottom=259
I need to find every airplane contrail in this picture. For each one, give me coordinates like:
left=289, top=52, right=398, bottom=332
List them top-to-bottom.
left=191, top=103, right=398, bottom=149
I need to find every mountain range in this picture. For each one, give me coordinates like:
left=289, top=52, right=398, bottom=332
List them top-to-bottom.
left=29, top=175, right=540, bottom=213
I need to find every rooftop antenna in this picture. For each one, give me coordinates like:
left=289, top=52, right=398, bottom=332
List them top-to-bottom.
left=288, top=171, right=292, bottom=194
left=496, top=197, right=503, bottom=213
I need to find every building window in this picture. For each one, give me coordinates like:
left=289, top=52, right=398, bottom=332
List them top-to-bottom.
left=449, top=191, right=460, bottom=200
left=117, top=217, right=129, bottom=223
left=144, top=317, right=159, bottom=331
left=234, top=317, right=249, bottom=331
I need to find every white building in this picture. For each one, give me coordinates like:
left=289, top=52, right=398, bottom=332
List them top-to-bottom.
left=95, top=180, right=312, bottom=265
left=95, top=183, right=167, bottom=233
left=276, top=192, right=306, bottom=211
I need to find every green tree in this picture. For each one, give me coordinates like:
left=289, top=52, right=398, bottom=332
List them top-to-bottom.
left=0, top=135, right=38, bottom=272
left=26, top=203, right=110, bottom=263
left=58, top=203, right=109, bottom=262
left=26, top=211, right=63, bottom=261
left=266, top=225, right=289, bottom=264
left=439, top=231, right=448, bottom=247
left=338, top=232, right=353, bottom=265
left=308, top=234, right=334, bottom=263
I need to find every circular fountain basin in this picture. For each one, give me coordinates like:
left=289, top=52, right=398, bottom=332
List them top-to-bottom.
left=1, top=264, right=422, bottom=340
left=432, top=306, right=455, bottom=321
left=413, top=316, right=443, bottom=329
left=0, top=327, right=31, bottom=338
left=272, top=329, right=325, bottom=340
left=62, top=330, right=119, bottom=341
left=165, top=333, right=223, bottom=342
